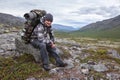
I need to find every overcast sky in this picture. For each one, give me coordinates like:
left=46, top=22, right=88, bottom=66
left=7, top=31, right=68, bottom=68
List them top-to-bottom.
left=0, top=0, right=120, bottom=28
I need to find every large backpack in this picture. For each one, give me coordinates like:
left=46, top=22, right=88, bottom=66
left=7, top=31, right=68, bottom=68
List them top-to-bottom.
left=21, top=9, right=46, bottom=43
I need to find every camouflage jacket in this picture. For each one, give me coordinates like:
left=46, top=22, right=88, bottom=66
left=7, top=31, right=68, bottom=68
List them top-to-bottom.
left=31, top=23, right=55, bottom=43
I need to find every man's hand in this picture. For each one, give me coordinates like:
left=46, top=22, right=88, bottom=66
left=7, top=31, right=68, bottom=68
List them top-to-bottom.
left=51, top=42, right=55, bottom=48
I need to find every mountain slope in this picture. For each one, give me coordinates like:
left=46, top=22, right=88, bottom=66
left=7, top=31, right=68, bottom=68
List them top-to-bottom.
left=0, top=13, right=24, bottom=27
left=72, top=15, right=120, bottom=39
left=80, top=15, right=120, bottom=31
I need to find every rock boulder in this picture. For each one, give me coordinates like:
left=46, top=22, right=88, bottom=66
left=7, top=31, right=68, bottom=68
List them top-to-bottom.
left=15, top=38, right=41, bottom=62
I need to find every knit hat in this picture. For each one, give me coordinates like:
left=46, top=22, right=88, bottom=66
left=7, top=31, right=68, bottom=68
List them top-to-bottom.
left=44, top=13, right=53, bottom=22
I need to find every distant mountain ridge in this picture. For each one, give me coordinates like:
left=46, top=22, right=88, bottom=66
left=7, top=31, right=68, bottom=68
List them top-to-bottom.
left=0, top=13, right=24, bottom=27
left=72, top=15, right=120, bottom=39
left=80, top=15, right=120, bottom=31
left=52, top=24, right=78, bottom=32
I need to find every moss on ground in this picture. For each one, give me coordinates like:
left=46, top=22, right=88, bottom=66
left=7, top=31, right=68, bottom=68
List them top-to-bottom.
left=115, top=47, right=120, bottom=54
left=0, top=54, right=50, bottom=80
left=89, top=70, right=107, bottom=80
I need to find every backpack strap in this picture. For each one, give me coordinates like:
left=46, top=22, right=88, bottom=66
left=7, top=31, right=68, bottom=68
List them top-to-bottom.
left=22, top=19, right=39, bottom=43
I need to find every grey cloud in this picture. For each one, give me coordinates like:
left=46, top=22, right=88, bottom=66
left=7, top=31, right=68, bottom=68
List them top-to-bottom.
left=0, top=0, right=120, bottom=28
left=0, top=0, right=8, bottom=3
left=18, top=2, right=37, bottom=8
left=19, top=2, right=36, bottom=7
left=72, top=6, right=120, bottom=18
left=96, top=6, right=120, bottom=17
left=61, top=19, right=89, bottom=27
left=63, top=19, right=87, bottom=24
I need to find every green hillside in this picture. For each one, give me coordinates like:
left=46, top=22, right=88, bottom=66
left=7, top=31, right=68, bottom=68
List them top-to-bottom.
left=54, top=25, right=120, bottom=40
left=70, top=26, right=120, bottom=39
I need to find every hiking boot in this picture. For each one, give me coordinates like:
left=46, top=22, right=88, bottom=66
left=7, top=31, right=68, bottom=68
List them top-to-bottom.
left=56, top=62, right=67, bottom=67
left=43, top=65, right=51, bottom=71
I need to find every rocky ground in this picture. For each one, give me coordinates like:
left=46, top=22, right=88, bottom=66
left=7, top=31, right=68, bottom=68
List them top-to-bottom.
left=0, top=26, right=120, bottom=80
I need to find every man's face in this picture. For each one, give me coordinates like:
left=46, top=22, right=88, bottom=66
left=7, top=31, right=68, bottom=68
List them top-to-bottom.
left=44, top=20, right=52, bottom=27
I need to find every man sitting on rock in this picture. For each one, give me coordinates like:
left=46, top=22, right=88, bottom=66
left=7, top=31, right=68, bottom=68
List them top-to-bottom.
left=30, top=13, right=66, bottom=71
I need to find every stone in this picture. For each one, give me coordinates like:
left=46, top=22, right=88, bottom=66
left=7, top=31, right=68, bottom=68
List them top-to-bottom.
left=4, top=29, right=10, bottom=33
left=0, top=32, right=19, bottom=57
left=15, top=38, right=41, bottom=62
left=1, top=43, right=15, bottom=51
left=0, top=49, right=4, bottom=53
left=107, top=49, right=120, bottom=59
left=64, top=59, right=74, bottom=69
left=87, top=60, right=96, bottom=65
left=80, top=63, right=92, bottom=70
left=93, top=64, right=108, bottom=72
left=49, top=68, right=59, bottom=74
left=81, top=68, right=89, bottom=75
left=106, top=73, right=120, bottom=80
left=26, top=77, right=37, bottom=80
left=60, top=77, right=80, bottom=80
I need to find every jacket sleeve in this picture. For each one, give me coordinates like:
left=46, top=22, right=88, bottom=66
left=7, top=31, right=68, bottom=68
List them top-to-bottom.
left=49, top=28, right=55, bottom=43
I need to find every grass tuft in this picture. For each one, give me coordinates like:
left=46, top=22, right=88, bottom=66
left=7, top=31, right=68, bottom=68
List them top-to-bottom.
left=0, top=54, right=50, bottom=80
